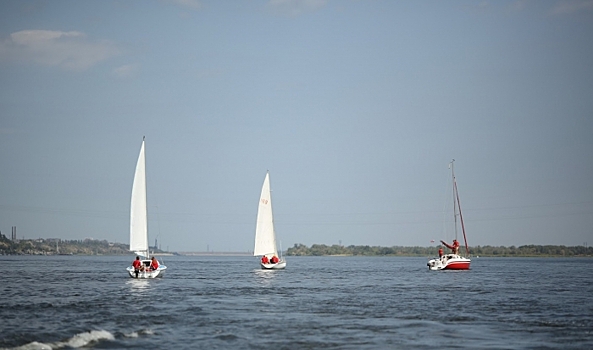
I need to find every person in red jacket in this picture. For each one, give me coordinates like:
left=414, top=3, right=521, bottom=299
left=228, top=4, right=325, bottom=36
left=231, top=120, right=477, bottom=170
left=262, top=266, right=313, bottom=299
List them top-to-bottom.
left=441, top=239, right=460, bottom=255
left=438, top=247, right=444, bottom=258
left=270, top=255, right=279, bottom=264
left=132, top=256, right=143, bottom=277
left=149, top=256, right=159, bottom=271
left=261, top=256, right=269, bottom=264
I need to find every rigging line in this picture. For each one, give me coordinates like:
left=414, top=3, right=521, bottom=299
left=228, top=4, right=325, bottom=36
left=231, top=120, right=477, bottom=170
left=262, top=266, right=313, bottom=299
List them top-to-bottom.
left=455, top=178, right=469, bottom=256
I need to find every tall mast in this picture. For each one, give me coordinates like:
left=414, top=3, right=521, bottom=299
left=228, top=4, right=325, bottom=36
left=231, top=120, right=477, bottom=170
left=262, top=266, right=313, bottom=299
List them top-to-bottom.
left=144, top=136, right=149, bottom=258
left=451, top=159, right=457, bottom=241
left=452, top=159, right=470, bottom=256
left=268, top=170, right=277, bottom=256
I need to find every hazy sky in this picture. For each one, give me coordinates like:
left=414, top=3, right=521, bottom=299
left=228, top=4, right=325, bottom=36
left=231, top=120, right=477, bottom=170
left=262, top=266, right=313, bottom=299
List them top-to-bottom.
left=1, top=0, right=592, bottom=252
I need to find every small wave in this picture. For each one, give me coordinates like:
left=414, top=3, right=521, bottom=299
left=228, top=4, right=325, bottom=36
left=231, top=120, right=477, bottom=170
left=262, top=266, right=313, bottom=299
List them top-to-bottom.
left=124, top=328, right=154, bottom=338
left=142, top=329, right=155, bottom=335
left=6, top=330, right=115, bottom=350
left=57, top=330, right=115, bottom=348
left=123, top=331, right=139, bottom=338
left=8, top=342, right=52, bottom=350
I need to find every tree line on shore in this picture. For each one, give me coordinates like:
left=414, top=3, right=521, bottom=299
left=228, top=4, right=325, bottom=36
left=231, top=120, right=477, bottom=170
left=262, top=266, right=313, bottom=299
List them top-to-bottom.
left=2, top=233, right=591, bottom=257
left=0, top=234, right=164, bottom=255
left=286, top=243, right=593, bottom=257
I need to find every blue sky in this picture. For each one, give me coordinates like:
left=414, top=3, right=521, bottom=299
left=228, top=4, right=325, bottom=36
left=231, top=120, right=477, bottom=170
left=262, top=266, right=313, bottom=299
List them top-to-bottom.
left=1, top=0, right=592, bottom=252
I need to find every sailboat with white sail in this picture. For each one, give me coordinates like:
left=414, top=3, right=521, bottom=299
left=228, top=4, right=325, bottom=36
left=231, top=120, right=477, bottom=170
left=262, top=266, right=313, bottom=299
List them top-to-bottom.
left=126, top=137, right=167, bottom=278
left=427, top=159, right=471, bottom=271
left=254, top=171, right=286, bottom=269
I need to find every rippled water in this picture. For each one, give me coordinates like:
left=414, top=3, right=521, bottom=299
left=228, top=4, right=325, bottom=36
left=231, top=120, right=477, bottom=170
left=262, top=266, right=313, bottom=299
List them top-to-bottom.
left=1, top=255, right=592, bottom=349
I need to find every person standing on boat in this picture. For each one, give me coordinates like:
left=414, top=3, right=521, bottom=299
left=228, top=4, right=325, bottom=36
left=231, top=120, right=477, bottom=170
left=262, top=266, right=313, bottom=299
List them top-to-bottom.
left=441, top=239, right=460, bottom=255
left=438, top=247, right=444, bottom=258
left=132, top=256, right=143, bottom=277
left=149, top=256, right=159, bottom=271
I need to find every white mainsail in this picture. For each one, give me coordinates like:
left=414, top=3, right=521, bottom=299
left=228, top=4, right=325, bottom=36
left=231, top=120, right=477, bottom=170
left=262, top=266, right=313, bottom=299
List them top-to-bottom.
left=130, top=138, right=149, bottom=258
left=253, top=172, right=278, bottom=257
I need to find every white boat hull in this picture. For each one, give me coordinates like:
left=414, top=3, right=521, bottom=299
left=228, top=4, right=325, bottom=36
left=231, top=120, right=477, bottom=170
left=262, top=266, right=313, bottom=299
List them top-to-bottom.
left=427, top=254, right=470, bottom=271
left=260, top=259, right=286, bottom=270
left=126, top=264, right=167, bottom=278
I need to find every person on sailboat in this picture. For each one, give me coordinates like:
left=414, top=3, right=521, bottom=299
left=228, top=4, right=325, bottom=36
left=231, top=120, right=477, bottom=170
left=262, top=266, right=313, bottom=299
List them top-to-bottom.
left=441, top=239, right=460, bottom=255
left=132, top=256, right=143, bottom=277
left=149, top=256, right=159, bottom=271
left=261, top=256, right=269, bottom=264
left=270, top=256, right=279, bottom=264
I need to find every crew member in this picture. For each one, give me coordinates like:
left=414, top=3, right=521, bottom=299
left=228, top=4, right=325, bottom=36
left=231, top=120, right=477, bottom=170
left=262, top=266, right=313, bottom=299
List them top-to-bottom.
left=441, top=239, right=460, bottom=255
left=132, top=256, right=142, bottom=277
left=149, top=256, right=159, bottom=271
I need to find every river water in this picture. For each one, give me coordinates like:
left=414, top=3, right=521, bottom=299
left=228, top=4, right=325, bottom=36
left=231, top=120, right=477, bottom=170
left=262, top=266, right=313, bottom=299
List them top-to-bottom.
left=1, top=255, right=592, bottom=349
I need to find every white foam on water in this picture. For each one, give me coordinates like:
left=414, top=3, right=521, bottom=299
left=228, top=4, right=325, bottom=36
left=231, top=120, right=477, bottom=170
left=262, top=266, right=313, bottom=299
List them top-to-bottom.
left=124, top=328, right=155, bottom=338
left=140, top=329, right=155, bottom=335
left=5, top=330, right=118, bottom=350
left=64, top=330, right=114, bottom=348
left=6, top=341, right=53, bottom=350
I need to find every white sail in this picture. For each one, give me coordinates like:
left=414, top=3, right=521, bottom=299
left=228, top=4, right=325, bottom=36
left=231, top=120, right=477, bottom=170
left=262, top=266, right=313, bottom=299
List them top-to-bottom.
left=130, top=138, right=148, bottom=257
left=253, top=172, right=278, bottom=257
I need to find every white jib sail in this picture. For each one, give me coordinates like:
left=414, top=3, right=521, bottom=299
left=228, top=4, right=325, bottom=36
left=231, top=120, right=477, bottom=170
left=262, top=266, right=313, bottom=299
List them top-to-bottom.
left=130, top=139, right=148, bottom=257
left=253, top=172, right=278, bottom=257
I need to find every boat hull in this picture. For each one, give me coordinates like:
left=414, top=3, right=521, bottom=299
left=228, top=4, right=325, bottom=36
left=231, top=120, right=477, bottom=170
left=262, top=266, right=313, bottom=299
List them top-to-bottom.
left=427, top=254, right=470, bottom=271
left=260, top=260, right=286, bottom=270
left=126, top=264, right=167, bottom=278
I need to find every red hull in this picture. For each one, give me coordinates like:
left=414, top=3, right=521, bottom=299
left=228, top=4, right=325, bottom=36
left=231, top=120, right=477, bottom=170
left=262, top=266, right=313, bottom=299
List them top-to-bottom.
left=444, top=261, right=471, bottom=270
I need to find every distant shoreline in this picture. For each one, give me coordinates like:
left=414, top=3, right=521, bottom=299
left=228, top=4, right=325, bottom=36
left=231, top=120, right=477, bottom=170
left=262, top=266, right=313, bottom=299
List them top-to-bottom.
left=1, top=236, right=591, bottom=258
left=286, top=243, right=593, bottom=258
left=2, top=252, right=592, bottom=258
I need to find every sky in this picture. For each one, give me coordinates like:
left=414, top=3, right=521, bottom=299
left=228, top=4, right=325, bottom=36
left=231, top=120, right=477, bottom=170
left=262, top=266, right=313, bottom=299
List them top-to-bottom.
left=1, top=0, right=592, bottom=253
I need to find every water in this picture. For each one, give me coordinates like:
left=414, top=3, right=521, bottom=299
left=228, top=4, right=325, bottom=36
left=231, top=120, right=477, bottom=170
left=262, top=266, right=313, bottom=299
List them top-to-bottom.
left=1, top=255, right=592, bottom=349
